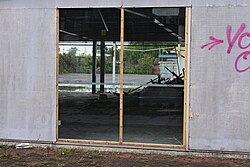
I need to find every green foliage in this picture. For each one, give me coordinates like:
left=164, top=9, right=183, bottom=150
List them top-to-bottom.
left=124, top=41, right=171, bottom=74
left=59, top=42, right=176, bottom=75
left=59, top=47, right=96, bottom=74
left=59, top=47, right=78, bottom=74
left=59, top=47, right=114, bottom=74
left=0, top=144, right=7, bottom=148
left=57, top=147, right=79, bottom=154
left=0, top=153, right=8, bottom=158
left=169, top=154, right=179, bottom=158
left=187, top=155, right=194, bottom=159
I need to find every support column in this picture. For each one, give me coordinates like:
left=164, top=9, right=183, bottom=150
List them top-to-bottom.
left=92, top=41, right=97, bottom=94
left=100, top=41, right=105, bottom=93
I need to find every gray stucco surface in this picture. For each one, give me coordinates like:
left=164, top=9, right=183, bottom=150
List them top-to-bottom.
left=0, top=0, right=55, bottom=9
left=56, top=0, right=122, bottom=8
left=56, top=0, right=191, bottom=8
left=123, top=0, right=191, bottom=7
left=191, top=0, right=250, bottom=7
left=189, top=5, right=250, bottom=152
left=0, top=6, right=57, bottom=141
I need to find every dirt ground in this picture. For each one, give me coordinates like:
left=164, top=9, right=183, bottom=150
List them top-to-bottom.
left=0, top=144, right=250, bottom=167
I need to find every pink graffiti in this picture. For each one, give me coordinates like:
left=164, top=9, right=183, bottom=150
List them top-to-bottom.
left=201, top=23, right=250, bottom=73
left=226, top=23, right=246, bottom=54
left=238, top=32, right=250, bottom=49
left=201, top=36, right=224, bottom=50
left=235, top=51, right=250, bottom=73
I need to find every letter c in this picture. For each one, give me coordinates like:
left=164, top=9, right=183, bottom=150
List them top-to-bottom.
left=235, top=51, right=250, bottom=72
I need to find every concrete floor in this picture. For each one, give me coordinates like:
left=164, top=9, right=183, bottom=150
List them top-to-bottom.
left=59, top=92, right=183, bottom=145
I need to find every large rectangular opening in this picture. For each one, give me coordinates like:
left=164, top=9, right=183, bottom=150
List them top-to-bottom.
left=57, top=7, right=189, bottom=147
left=58, top=8, right=120, bottom=141
left=122, top=8, right=185, bottom=145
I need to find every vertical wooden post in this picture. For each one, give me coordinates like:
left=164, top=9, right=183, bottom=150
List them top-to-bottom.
left=119, top=7, right=124, bottom=144
left=183, top=7, right=190, bottom=148
left=56, top=9, right=59, bottom=141
left=92, top=40, right=97, bottom=94
left=100, top=41, right=105, bottom=93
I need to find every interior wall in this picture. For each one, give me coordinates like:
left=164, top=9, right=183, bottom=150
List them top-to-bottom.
left=0, top=3, right=57, bottom=141
left=190, top=3, right=250, bottom=152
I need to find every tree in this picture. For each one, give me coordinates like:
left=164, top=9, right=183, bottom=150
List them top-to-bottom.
left=123, top=41, right=178, bottom=74
left=59, top=47, right=78, bottom=74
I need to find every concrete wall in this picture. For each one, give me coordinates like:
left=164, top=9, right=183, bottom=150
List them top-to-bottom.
left=0, top=0, right=55, bottom=8
left=56, top=0, right=121, bottom=8
left=56, top=0, right=191, bottom=8
left=123, top=0, right=191, bottom=7
left=0, top=2, right=57, bottom=141
left=189, top=2, right=250, bottom=152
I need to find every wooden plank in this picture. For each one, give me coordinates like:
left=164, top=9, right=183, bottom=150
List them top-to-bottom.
left=119, top=7, right=124, bottom=144
left=183, top=7, right=190, bottom=148
left=56, top=9, right=59, bottom=141
left=58, top=139, right=120, bottom=145
left=58, top=139, right=184, bottom=149
left=123, top=142, right=185, bottom=149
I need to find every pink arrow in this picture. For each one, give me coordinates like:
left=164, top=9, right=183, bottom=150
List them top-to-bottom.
left=201, top=36, right=224, bottom=50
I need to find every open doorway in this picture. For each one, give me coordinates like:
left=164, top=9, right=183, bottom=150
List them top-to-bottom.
left=57, top=7, right=188, bottom=146
left=58, top=8, right=121, bottom=141
left=122, top=8, right=186, bottom=145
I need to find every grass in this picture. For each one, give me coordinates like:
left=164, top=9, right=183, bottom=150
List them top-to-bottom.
left=0, top=144, right=8, bottom=148
left=57, top=147, right=79, bottom=154
left=91, top=150, right=100, bottom=155
left=111, top=152, right=120, bottom=156
left=0, top=153, right=8, bottom=158
left=169, top=154, right=179, bottom=158
left=187, top=155, right=194, bottom=159
left=78, top=156, right=85, bottom=163
left=140, top=159, right=149, bottom=167
left=91, top=160, right=97, bottom=166
left=45, top=164, right=51, bottom=167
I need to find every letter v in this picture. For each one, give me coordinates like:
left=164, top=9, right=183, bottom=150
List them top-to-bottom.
left=227, top=23, right=246, bottom=54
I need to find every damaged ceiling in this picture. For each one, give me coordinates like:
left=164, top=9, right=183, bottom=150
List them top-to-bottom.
left=59, top=8, right=185, bottom=42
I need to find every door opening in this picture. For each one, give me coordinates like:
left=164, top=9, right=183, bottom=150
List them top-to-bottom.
left=56, top=7, right=189, bottom=147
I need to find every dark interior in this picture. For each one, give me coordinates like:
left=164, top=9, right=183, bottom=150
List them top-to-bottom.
left=58, top=7, right=185, bottom=145
left=59, top=8, right=185, bottom=42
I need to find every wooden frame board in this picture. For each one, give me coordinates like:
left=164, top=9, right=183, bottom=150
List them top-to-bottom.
left=182, top=6, right=190, bottom=149
left=119, top=7, right=124, bottom=144
left=56, top=8, right=59, bottom=141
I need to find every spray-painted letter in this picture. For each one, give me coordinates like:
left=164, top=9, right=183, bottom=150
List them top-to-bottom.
left=227, top=23, right=246, bottom=54
left=238, top=32, right=250, bottom=49
left=235, top=51, right=250, bottom=72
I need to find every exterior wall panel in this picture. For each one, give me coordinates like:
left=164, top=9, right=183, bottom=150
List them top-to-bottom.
left=0, top=0, right=55, bottom=9
left=56, top=0, right=121, bottom=8
left=123, top=0, right=191, bottom=7
left=192, top=0, right=250, bottom=7
left=189, top=6, right=250, bottom=152
left=0, top=8, right=57, bottom=141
